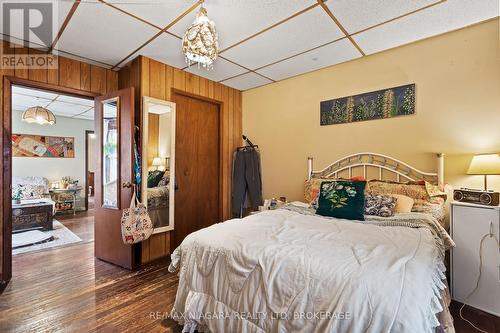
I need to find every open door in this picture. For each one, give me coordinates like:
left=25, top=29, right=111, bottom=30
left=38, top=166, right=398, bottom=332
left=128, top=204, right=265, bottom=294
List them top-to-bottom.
left=94, top=88, right=137, bottom=269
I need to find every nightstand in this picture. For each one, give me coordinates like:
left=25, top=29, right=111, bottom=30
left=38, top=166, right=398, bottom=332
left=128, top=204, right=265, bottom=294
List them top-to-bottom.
left=450, top=201, right=500, bottom=316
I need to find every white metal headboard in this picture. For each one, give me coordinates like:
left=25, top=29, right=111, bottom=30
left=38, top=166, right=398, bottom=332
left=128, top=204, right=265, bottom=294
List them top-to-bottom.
left=307, top=152, right=444, bottom=185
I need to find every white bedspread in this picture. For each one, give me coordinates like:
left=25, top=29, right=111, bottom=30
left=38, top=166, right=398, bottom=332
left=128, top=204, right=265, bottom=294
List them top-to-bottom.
left=169, top=206, right=453, bottom=333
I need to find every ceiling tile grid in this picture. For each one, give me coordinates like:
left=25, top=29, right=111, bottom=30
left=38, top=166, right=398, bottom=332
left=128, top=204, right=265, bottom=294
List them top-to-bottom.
left=0, top=0, right=74, bottom=50
left=3, top=0, right=498, bottom=91
left=110, top=0, right=197, bottom=29
left=168, top=0, right=317, bottom=50
left=325, top=0, right=439, bottom=33
left=352, top=0, right=500, bottom=55
left=55, top=1, right=159, bottom=66
left=221, top=6, right=345, bottom=69
left=121, top=32, right=188, bottom=69
left=257, top=38, right=361, bottom=81
left=186, top=57, right=248, bottom=82
left=220, top=72, right=273, bottom=91
left=12, top=86, right=95, bottom=120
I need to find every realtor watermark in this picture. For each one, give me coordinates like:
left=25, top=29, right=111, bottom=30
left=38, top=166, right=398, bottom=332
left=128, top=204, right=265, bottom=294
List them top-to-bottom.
left=1, top=1, right=59, bottom=69
left=149, top=311, right=352, bottom=321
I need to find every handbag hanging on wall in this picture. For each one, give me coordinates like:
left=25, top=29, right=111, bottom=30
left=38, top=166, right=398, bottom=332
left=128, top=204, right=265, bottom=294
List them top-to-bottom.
left=121, top=189, right=153, bottom=244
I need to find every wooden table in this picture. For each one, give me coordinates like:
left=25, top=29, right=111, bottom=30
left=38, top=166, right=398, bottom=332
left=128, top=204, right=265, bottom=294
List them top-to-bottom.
left=49, top=187, right=82, bottom=215
left=12, top=202, right=54, bottom=232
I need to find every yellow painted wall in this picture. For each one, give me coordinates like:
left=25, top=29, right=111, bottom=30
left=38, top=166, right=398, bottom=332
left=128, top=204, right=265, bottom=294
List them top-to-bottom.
left=243, top=18, right=500, bottom=202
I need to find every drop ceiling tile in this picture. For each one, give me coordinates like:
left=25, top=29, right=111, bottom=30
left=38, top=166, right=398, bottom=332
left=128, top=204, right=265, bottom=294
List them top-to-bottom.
left=0, top=0, right=74, bottom=49
left=110, top=0, right=197, bottom=28
left=169, top=0, right=317, bottom=49
left=326, top=0, right=437, bottom=33
left=353, top=0, right=499, bottom=55
left=55, top=2, right=158, bottom=65
left=222, top=6, right=345, bottom=69
left=122, top=33, right=186, bottom=69
left=257, top=38, right=361, bottom=81
left=52, top=48, right=114, bottom=69
left=186, top=57, right=247, bottom=82
left=221, top=72, right=272, bottom=91
left=13, top=86, right=58, bottom=100
left=12, top=94, right=52, bottom=109
left=57, top=94, right=94, bottom=107
left=48, top=100, right=90, bottom=115
left=74, top=109, right=94, bottom=120
left=75, top=115, right=94, bottom=120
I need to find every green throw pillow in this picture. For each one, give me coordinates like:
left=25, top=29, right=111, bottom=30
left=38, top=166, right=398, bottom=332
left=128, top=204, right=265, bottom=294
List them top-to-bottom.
left=147, top=170, right=164, bottom=188
left=316, top=180, right=366, bottom=221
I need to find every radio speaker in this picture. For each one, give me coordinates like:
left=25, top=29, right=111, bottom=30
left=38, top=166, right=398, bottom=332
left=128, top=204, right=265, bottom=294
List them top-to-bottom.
left=453, top=188, right=499, bottom=206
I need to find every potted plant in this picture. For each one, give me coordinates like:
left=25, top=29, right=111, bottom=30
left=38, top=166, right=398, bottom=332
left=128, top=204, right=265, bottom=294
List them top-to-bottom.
left=12, top=189, right=22, bottom=204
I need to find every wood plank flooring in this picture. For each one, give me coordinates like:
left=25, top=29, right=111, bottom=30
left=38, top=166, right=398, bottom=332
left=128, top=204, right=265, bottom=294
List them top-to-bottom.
left=0, top=208, right=498, bottom=332
left=0, top=208, right=183, bottom=333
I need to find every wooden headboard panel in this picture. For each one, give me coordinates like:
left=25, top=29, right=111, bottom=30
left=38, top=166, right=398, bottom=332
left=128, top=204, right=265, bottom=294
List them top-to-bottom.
left=307, top=152, right=444, bottom=185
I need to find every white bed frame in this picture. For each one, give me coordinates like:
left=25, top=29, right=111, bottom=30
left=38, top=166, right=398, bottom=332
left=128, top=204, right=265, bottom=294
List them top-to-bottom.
left=307, top=152, right=444, bottom=185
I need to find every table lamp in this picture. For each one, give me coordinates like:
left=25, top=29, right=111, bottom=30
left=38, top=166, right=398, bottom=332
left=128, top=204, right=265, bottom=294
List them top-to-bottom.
left=467, top=153, right=500, bottom=191
left=152, top=157, right=163, bottom=171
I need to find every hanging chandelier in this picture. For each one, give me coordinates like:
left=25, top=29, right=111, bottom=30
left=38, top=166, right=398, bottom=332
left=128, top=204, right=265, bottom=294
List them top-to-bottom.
left=182, top=2, right=219, bottom=70
left=22, top=106, right=56, bottom=125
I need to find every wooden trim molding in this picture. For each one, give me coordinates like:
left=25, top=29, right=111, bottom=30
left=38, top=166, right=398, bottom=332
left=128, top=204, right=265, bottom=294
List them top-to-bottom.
left=0, top=39, right=117, bottom=286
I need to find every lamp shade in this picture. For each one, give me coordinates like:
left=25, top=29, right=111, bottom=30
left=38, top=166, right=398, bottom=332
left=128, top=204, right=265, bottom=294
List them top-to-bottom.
left=22, top=106, right=56, bottom=125
left=467, top=153, right=500, bottom=175
left=152, top=157, right=163, bottom=167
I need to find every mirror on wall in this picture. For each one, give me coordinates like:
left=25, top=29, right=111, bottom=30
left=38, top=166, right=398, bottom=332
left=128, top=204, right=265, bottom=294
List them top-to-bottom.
left=141, top=97, right=176, bottom=233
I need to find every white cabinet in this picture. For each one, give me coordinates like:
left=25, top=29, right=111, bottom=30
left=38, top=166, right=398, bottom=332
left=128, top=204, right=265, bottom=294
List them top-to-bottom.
left=451, top=202, right=500, bottom=316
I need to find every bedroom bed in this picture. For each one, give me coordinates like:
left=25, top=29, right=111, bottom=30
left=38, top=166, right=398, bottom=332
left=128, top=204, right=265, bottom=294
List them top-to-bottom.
left=168, top=153, right=455, bottom=333
left=147, top=184, right=169, bottom=228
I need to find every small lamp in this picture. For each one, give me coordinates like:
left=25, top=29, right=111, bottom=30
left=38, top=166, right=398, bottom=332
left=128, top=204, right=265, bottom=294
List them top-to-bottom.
left=467, top=153, right=500, bottom=191
left=152, top=157, right=163, bottom=171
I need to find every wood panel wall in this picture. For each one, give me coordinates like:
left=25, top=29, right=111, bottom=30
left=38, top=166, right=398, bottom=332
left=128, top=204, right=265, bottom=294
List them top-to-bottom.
left=0, top=41, right=118, bottom=283
left=118, top=56, right=242, bottom=265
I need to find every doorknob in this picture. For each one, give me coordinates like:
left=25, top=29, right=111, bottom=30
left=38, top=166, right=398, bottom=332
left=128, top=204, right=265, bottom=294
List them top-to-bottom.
left=184, top=170, right=190, bottom=176
left=122, top=181, right=133, bottom=188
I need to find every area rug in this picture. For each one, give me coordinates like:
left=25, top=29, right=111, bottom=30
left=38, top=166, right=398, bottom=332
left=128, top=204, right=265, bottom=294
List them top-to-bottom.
left=12, top=220, right=82, bottom=255
left=12, top=230, right=54, bottom=248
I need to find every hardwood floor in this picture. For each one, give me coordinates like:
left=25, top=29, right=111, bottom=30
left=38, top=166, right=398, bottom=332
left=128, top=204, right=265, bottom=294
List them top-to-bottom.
left=1, top=206, right=183, bottom=333
left=57, top=206, right=95, bottom=243
left=1, top=207, right=498, bottom=332
left=449, top=301, right=500, bottom=333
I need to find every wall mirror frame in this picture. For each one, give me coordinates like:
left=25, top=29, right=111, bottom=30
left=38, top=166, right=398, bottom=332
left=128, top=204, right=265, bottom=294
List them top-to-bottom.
left=141, top=96, right=176, bottom=233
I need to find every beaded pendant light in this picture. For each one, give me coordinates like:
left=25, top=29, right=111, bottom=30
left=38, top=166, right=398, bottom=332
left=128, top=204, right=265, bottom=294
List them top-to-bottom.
left=182, top=2, right=219, bottom=70
left=22, top=106, right=56, bottom=125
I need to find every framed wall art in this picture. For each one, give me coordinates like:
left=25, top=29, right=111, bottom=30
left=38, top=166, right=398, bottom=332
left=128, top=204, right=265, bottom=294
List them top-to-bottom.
left=320, top=84, right=415, bottom=126
left=12, top=134, right=75, bottom=158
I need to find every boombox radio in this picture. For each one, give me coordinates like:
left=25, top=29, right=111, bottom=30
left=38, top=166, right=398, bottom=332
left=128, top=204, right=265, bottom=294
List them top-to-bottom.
left=453, top=188, right=499, bottom=206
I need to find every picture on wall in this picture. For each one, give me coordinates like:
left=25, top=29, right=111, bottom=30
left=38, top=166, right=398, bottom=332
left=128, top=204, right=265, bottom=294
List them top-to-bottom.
left=320, top=83, right=415, bottom=126
left=12, top=134, right=75, bottom=158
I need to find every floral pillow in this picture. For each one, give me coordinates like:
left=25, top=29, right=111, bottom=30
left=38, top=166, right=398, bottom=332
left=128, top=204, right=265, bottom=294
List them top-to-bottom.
left=157, top=171, right=170, bottom=187
left=305, top=177, right=368, bottom=204
left=366, top=180, right=430, bottom=201
left=316, top=181, right=366, bottom=221
left=364, top=194, right=397, bottom=217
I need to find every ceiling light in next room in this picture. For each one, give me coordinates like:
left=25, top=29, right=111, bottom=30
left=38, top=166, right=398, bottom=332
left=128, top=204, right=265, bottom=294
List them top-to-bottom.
left=182, top=1, right=219, bottom=70
left=22, top=106, right=56, bottom=125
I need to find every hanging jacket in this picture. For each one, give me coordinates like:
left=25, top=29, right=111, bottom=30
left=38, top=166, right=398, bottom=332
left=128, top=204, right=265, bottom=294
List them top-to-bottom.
left=232, top=148, right=263, bottom=217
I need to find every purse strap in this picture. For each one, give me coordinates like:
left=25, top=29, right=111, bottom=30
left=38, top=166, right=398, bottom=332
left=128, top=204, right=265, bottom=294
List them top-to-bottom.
left=130, top=189, right=137, bottom=209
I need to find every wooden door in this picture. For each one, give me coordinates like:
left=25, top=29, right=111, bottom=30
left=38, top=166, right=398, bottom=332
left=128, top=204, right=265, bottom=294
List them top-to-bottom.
left=94, top=88, right=137, bottom=269
left=172, top=93, right=220, bottom=251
